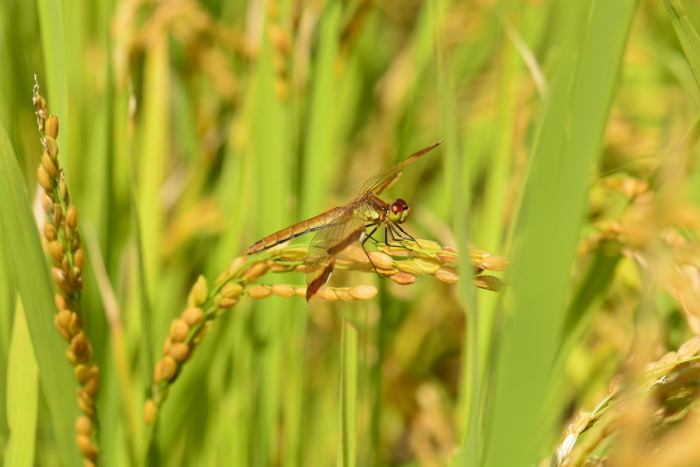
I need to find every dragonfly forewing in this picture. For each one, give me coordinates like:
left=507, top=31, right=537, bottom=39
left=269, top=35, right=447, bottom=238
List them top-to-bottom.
left=359, top=141, right=442, bottom=196
left=305, top=210, right=367, bottom=305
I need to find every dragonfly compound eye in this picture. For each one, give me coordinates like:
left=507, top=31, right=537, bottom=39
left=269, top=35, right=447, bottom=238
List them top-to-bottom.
left=390, top=199, right=411, bottom=224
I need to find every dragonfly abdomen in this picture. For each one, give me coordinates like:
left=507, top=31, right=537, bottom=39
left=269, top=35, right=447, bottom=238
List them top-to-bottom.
left=246, top=206, right=345, bottom=255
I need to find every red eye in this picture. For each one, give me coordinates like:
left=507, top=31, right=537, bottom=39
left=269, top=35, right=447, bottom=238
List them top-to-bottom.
left=391, top=199, right=408, bottom=213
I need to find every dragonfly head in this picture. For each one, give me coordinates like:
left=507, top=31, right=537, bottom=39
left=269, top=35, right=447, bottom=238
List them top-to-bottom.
left=388, top=198, right=411, bottom=224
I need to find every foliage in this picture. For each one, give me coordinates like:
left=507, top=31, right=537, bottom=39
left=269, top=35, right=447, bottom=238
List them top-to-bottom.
left=2, top=0, right=700, bottom=466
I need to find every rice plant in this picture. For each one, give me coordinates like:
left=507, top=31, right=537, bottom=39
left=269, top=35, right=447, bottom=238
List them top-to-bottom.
left=2, top=0, right=700, bottom=466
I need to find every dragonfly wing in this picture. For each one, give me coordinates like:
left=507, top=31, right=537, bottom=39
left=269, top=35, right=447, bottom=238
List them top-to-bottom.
left=359, top=140, right=442, bottom=195
left=306, top=208, right=367, bottom=306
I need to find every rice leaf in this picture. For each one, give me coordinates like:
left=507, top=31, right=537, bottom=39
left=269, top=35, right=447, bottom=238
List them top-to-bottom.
left=663, top=0, right=700, bottom=91
left=483, top=1, right=637, bottom=465
left=0, top=121, right=82, bottom=466
left=5, top=301, right=38, bottom=467
left=337, top=321, right=358, bottom=467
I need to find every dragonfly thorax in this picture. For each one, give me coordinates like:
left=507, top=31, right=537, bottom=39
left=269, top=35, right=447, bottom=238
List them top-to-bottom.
left=388, top=198, right=411, bottom=224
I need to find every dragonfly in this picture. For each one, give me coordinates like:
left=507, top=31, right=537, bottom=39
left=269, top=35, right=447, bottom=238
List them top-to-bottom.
left=246, top=141, right=442, bottom=305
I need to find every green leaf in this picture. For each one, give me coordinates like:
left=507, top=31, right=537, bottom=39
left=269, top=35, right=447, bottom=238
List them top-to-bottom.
left=483, top=0, right=637, bottom=465
left=664, top=0, right=700, bottom=91
left=0, top=121, right=82, bottom=466
left=5, top=301, right=38, bottom=467
left=337, top=321, right=358, bottom=467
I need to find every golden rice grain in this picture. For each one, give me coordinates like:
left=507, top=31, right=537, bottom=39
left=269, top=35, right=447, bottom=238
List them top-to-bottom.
left=390, top=272, right=416, bottom=285
left=248, top=285, right=272, bottom=299
left=181, top=307, right=204, bottom=327
left=169, top=319, right=190, bottom=342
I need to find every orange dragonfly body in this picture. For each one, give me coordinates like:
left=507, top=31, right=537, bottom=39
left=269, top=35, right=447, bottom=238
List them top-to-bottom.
left=246, top=141, right=442, bottom=304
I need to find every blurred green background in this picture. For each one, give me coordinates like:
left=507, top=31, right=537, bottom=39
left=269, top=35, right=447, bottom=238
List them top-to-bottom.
left=3, top=0, right=700, bottom=465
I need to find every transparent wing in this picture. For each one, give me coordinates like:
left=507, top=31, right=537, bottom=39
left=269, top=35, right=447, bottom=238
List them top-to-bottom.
left=359, top=141, right=442, bottom=195
left=305, top=206, right=367, bottom=306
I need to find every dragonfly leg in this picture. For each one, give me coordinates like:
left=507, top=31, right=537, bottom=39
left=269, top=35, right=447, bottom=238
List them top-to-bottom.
left=384, top=223, right=404, bottom=247
left=386, top=223, right=410, bottom=246
left=392, top=223, right=419, bottom=244
left=364, top=224, right=381, bottom=244
left=361, top=225, right=382, bottom=277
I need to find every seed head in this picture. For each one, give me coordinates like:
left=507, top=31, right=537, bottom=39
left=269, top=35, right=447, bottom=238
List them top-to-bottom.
left=45, top=115, right=59, bottom=139
left=44, top=135, right=59, bottom=159
left=42, top=151, right=57, bottom=178
left=37, top=165, right=53, bottom=191
left=59, top=176, right=68, bottom=202
left=41, top=193, right=54, bottom=214
left=53, top=204, right=63, bottom=226
left=66, top=205, right=78, bottom=230
left=44, top=223, right=57, bottom=241
left=71, top=231, right=81, bottom=251
left=416, top=239, right=441, bottom=251
left=48, top=241, right=65, bottom=263
left=338, top=244, right=371, bottom=265
left=379, top=245, right=411, bottom=256
left=277, top=247, right=308, bottom=261
left=74, top=249, right=85, bottom=269
left=367, top=251, right=394, bottom=269
left=436, top=253, right=458, bottom=263
left=479, top=254, right=509, bottom=272
left=413, top=256, right=442, bottom=274
left=395, top=260, right=425, bottom=275
left=243, top=261, right=271, bottom=282
left=270, top=263, right=293, bottom=272
left=433, top=266, right=459, bottom=284
left=52, top=267, right=69, bottom=290
left=390, top=272, right=416, bottom=285
left=190, top=275, right=208, bottom=306
left=473, top=275, right=502, bottom=291
left=221, top=282, right=243, bottom=299
left=271, top=284, right=295, bottom=298
left=247, top=285, right=272, bottom=299
left=348, top=285, right=377, bottom=300
left=320, top=288, right=338, bottom=301
left=334, top=289, right=354, bottom=301
left=55, top=293, right=68, bottom=310
left=218, top=298, right=238, bottom=308
left=181, top=307, right=204, bottom=327
left=55, top=308, right=72, bottom=328
left=54, top=310, right=72, bottom=340
left=68, top=312, right=80, bottom=336
left=169, top=319, right=190, bottom=342
left=70, top=333, right=90, bottom=361
left=678, top=336, right=700, bottom=359
left=162, top=338, right=172, bottom=356
left=169, top=343, right=190, bottom=362
left=65, top=349, right=78, bottom=366
left=159, top=356, right=178, bottom=380
left=153, top=360, right=165, bottom=384
left=74, top=364, right=89, bottom=383
left=83, top=367, right=100, bottom=396
left=78, top=396, right=95, bottom=418
left=144, top=399, right=158, bottom=425
left=75, top=416, right=91, bottom=436
left=76, top=433, right=96, bottom=458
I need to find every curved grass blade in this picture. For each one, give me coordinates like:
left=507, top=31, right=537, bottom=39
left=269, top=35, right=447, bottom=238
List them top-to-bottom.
left=663, top=0, right=700, bottom=92
left=483, top=1, right=637, bottom=465
left=0, top=121, right=82, bottom=465
left=5, top=301, right=38, bottom=467
left=337, top=321, right=358, bottom=467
